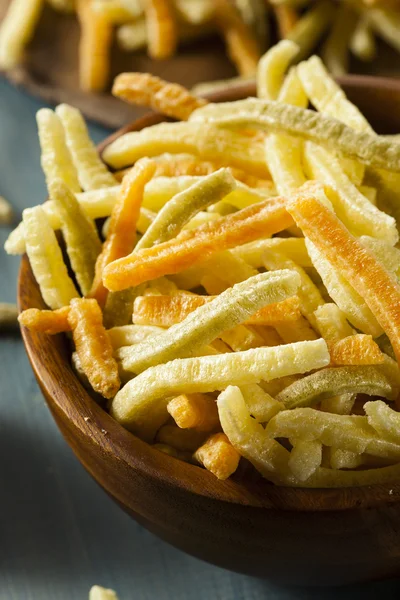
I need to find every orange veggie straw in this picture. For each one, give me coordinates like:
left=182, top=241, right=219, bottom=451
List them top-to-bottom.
left=144, top=0, right=177, bottom=60
left=215, top=0, right=261, bottom=76
left=273, top=5, right=299, bottom=38
left=112, top=72, right=207, bottom=120
left=89, top=158, right=156, bottom=306
left=287, top=186, right=400, bottom=365
left=103, top=197, right=293, bottom=290
left=132, top=294, right=301, bottom=327
left=68, top=298, right=120, bottom=399
left=18, top=306, right=71, bottom=334
left=329, top=334, right=384, bottom=366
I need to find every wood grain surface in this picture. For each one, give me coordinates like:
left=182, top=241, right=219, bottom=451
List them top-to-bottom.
left=1, top=0, right=400, bottom=129
left=14, top=78, right=400, bottom=587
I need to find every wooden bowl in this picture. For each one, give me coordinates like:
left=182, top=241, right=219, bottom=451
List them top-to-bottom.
left=18, top=76, right=400, bottom=587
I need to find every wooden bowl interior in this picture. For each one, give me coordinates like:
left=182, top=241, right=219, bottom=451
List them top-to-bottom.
left=18, top=76, right=400, bottom=514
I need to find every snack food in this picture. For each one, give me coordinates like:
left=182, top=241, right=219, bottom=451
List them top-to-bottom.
left=1, top=0, right=400, bottom=96
left=77, top=0, right=113, bottom=92
left=11, top=42, right=400, bottom=488
left=112, top=72, right=207, bottom=120
left=49, top=179, right=102, bottom=296
left=0, top=196, right=14, bottom=225
left=22, top=206, right=79, bottom=310
left=68, top=298, right=120, bottom=399
left=0, top=303, right=19, bottom=332
left=194, top=432, right=241, bottom=480
left=89, top=586, right=119, bottom=600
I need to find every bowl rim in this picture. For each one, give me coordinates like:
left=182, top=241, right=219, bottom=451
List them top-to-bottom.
left=19, top=75, right=400, bottom=512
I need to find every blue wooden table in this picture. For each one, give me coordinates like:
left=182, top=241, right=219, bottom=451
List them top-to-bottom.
left=1, top=79, right=400, bottom=600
